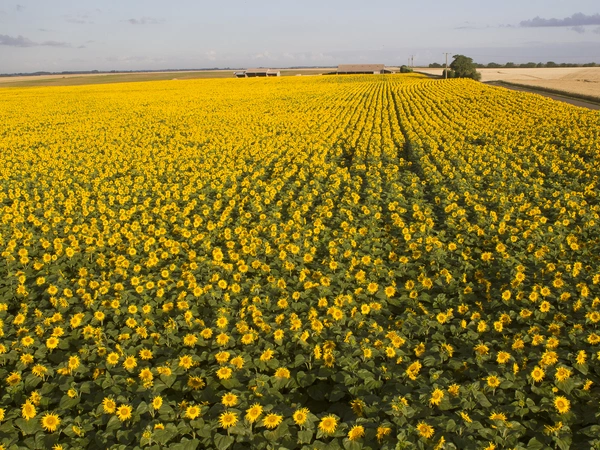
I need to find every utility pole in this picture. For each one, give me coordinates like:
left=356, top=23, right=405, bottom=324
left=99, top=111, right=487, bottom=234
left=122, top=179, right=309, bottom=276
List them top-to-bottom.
left=443, top=53, right=451, bottom=78
left=411, top=55, right=414, bottom=68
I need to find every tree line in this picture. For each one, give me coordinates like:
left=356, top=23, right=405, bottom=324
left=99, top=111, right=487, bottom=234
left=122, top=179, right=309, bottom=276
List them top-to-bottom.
left=429, top=61, right=598, bottom=69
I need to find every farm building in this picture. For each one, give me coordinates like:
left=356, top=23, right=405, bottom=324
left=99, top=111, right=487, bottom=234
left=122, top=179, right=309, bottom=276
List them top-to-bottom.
left=337, top=64, right=391, bottom=74
left=234, top=68, right=281, bottom=77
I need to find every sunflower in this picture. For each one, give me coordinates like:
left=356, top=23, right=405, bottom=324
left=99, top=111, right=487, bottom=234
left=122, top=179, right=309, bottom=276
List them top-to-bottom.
left=367, top=282, right=379, bottom=294
left=216, top=333, right=230, bottom=346
left=46, top=337, right=59, bottom=350
left=139, top=348, right=153, bottom=360
left=260, top=349, right=274, bottom=361
left=215, top=351, right=231, bottom=364
left=496, top=351, right=511, bottom=364
left=106, top=352, right=120, bottom=365
left=323, top=352, right=335, bottom=368
left=178, top=355, right=194, bottom=370
left=122, top=356, right=137, bottom=371
left=230, top=356, right=244, bottom=369
left=31, top=363, right=46, bottom=376
left=157, top=366, right=172, bottom=376
left=531, top=366, right=545, bottom=382
left=216, top=367, right=233, bottom=380
left=274, top=367, right=291, bottom=379
left=555, top=367, right=572, bottom=382
left=138, top=368, right=153, bottom=383
left=6, top=372, right=21, bottom=386
left=486, top=375, right=501, bottom=388
left=188, top=376, right=205, bottom=390
left=448, top=384, right=460, bottom=396
left=430, top=388, right=444, bottom=406
left=221, top=393, right=238, bottom=407
left=151, top=396, right=163, bottom=410
left=554, top=396, right=570, bottom=414
left=102, top=397, right=116, bottom=414
left=22, top=401, right=36, bottom=421
left=245, top=403, right=263, bottom=424
left=116, top=404, right=132, bottom=421
left=185, top=405, right=201, bottom=420
left=293, top=408, right=309, bottom=426
left=219, top=411, right=238, bottom=429
left=489, top=412, right=507, bottom=422
left=41, top=413, right=60, bottom=432
left=263, top=413, right=283, bottom=429
left=318, top=415, right=338, bottom=435
left=416, top=422, right=434, bottom=439
left=347, top=425, right=365, bottom=441
left=376, top=425, right=392, bottom=442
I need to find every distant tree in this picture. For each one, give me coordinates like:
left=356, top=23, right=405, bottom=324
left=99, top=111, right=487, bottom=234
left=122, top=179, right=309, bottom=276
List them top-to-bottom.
left=448, top=54, right=481, bottom=80
left=546, top=61, right=557, bottom=67
left=429, top=62, right=443, bottom=68
left=487, top=62, right=502, bottom=68
left=505, top=62, right=516, bottom=68
left=519, top=62, right=537, bottom=68
left=536, top=62, right=544, bottom=68
left=583, top=62, right=598, bottom=67
left=400, top=65, right=413, bottom=73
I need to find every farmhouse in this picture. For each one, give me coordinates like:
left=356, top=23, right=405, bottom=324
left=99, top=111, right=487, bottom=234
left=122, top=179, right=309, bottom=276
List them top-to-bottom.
left=337, top=64, right=391, bottom=74
left=234, top=68, right=281, bottom=77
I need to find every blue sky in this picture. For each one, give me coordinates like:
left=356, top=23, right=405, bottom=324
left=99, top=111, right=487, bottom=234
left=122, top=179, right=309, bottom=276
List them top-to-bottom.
left=1, top=0, right=600, bottom=73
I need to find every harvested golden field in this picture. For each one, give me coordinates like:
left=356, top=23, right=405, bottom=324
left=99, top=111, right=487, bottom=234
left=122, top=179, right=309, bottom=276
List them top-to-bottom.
left=419, top=67, right=600, bottom=100
left=0, top=74, right=599, bottom=449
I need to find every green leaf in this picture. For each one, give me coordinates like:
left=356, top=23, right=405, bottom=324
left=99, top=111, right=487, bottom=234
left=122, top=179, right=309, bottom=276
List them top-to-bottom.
left=423, top=356, right=436, bottom=367
left=297, top=371, right=316, bottom=387
left=24, top=375, right=42, bottom=390
left=308, top=383, right=329, bottom=401
left=329, top=385, right=347, bottom=402
left=475, top=391, right=492, bottom=408
left=59, top=395, right=80, bottom=409
left=136, top=401, right=148, bottom=415
left=105, top=415, right=121, bottom=433
left=15, top=418, right=41, bottom=436
left=445, top=419, right=457, bottom=432
left=153, top=425, right=179, bottom=445
left=117, top=429, right=135, bottom=444
left=298, top=429, right=314, bottom=444
left=213, top=433, right=235, bottom=450
left=526, top=437, right=545, bottom=450
left=555, top=437, right=571, bottom=450
left=171, top=438, right=201, bottom=450
left=343, top=439, right=363, bottom=450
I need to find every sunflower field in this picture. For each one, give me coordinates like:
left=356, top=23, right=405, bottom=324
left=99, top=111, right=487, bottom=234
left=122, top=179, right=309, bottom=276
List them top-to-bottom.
left=0, top=73, right=599, bottom=449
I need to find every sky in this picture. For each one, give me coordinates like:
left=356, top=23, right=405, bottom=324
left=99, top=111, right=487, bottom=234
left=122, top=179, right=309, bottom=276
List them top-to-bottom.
left=1, top=0, right=600, bottom=73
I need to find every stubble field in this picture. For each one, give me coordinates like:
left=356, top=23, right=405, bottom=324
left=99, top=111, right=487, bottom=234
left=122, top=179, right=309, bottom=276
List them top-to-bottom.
left=418, top=67, right=600, bottom=100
